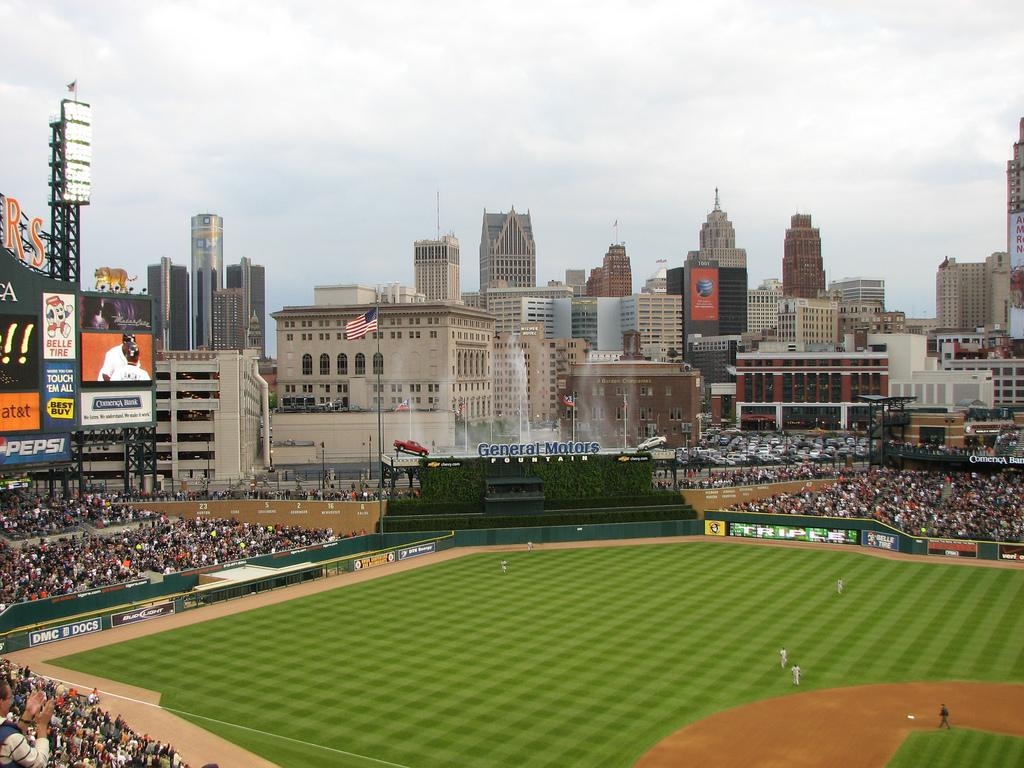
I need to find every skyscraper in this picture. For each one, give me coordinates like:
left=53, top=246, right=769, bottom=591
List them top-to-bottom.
left=1008, top=117, right=1024, bottom=339
left=1009, top=117, right=1024, bottom=217
left=684, top=191, right=748, bottom=345
left=479, top=208, right=536, bottom=294
left=191, top=213, right=224, bottom=349
left=782, top=213, right=824, bottom=299
left=414, top=235, right=460, bottom=302
left=586, top=244, right=632, bottom=297
left=147, top=256, right=190, bottom=350
left=226, top=256, right=266, bottom=356
left=211, top=287, right=247, bottom=351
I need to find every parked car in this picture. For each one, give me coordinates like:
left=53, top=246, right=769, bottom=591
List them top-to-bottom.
left=637, top=435, right=668, bottom=451
left=393, top=438, right=430, bottom=456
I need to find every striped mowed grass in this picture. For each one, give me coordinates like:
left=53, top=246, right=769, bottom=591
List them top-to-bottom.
left=53, top=542, right=1024, bottom=767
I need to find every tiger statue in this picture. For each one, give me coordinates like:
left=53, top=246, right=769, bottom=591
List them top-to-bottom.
left=94, top=267, right=137, bottom=292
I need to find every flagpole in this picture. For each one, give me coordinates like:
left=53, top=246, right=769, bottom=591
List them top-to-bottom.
left=376, top=292, right=384, bottom=545
left=572, top=392, right=576, bottom=443
left=622, top=396, right=627, bottom=450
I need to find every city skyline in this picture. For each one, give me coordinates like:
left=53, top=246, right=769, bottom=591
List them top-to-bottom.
left=4, top=2, right=1022, bottom=358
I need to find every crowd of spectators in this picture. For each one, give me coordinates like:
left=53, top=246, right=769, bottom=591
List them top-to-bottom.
left=726, top=467, right=1024, bottom=542
left=0, top=492, right=161, bottom=541
left=0, top=516, right=339, bottom=607
left=2, top=659, right=193, bottom=767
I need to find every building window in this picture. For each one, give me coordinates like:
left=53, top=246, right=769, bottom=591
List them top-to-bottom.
left=373, top=352, right=383, bottom=376
left=319, top=353, right=330, bottom=376
left=337, top=353, right=348, bottom=375
left=355, top=353, right=366, bottom=376
left=302, top=354, right=312, bottom=376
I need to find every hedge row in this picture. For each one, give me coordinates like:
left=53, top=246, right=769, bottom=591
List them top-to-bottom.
left=416, top=454, right=654, bottom=503
left=383, top=505, right=697, bottom=532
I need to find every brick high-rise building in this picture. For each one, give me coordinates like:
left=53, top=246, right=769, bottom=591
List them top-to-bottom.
left=782, top=213, right=824, bottom=299
left=585, top=244, right=632, bottom=297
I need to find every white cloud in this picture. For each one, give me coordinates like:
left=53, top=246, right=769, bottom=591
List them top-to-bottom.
left=2, top=0, right=1021, bottom=354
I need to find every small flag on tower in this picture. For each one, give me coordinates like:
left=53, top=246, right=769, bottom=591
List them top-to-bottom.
left=560, top=394, right=576, bottom=408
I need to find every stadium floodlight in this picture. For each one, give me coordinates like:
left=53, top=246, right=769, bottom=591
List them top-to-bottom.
left=58, top=99, right=92, bottom=204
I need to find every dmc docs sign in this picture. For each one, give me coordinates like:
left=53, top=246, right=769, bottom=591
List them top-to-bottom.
left=80, top=390, right=154, bottom=427
left=0, top=433, right=71, bottom=466
left=477, top=441, right=601, bottom=458
left=29, top=617, right=102, bottom=647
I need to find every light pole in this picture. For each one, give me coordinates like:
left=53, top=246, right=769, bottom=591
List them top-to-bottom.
left=367, top=434, right=372, bottom=482
left=320, top=441, right=325, bottom=490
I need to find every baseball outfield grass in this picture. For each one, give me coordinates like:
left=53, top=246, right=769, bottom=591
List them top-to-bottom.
left=53, top=542, right=1024, bottom=767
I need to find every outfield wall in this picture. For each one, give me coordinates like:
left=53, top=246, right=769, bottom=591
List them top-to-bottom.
left=145, top=498, right=383, bottom=534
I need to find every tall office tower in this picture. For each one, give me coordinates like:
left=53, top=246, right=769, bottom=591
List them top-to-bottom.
left=1010, top=117, right=1024, bottom=216
left=684, top=191, right=748, bottom=345
left=479, top=208, right=536, bottom=295
left=191, top=213, right=224, bottom=349
left=782, top=213, right=824, bottom=299
left=414, top=235, right=461, bottom=302
left=586, top=244, right=633, bottom=297
left=147, top=256, right=190, bottom=350
left=226, top=256, right=266, bottom=356
left=747, top=277, right=783, bottom=334
left=211, top=288, right=247, bottom=351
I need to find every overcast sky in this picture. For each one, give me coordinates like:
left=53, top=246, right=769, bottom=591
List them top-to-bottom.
left=3, top=1, right=1022, bottom=356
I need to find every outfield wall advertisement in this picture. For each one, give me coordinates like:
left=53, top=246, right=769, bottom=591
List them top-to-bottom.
left=728, top=521, right=859, bottom=545
left=862, top=530, right=899, bottom=551
left=927, top=539, right=978, bottom=558
left=998, top=544, right=1024, bottom=562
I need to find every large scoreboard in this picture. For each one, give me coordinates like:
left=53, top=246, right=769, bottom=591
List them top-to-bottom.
left=1, top=192, right=155, bottom=471
left=0, top=202, right=79, bottom=466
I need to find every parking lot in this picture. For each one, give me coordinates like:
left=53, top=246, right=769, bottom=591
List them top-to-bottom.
left=675, top=429, right=869, bottom=468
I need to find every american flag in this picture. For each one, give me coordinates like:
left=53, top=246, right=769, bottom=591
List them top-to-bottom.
left=345, top=308, right=377, bottom=339
left=560, top=394, right=576, bottom=408
left=395, top=399, right=410, bottom=412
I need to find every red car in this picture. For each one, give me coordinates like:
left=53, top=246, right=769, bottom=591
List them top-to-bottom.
left=394, top=439, right=429, bottom=456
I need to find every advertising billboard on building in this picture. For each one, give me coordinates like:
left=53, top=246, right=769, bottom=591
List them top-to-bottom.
left=1011, top=212, right=1024, bottom=339
left=689, top=265, right=719, bottom=321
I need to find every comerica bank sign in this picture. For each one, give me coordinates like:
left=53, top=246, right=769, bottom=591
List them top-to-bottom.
left=478, top=441, right=601, bottom=458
